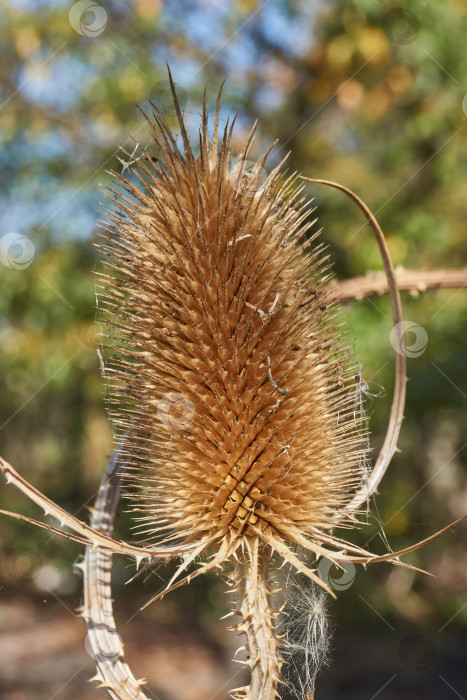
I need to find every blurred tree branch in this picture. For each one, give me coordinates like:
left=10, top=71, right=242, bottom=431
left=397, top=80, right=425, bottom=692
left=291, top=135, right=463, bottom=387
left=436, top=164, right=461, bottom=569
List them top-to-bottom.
left=329, top=268, right=467, bottom=303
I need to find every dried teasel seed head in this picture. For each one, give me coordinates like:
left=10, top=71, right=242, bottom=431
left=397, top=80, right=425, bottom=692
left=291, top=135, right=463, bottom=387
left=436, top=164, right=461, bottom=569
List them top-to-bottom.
left=97, top=75, right=370, bottom=598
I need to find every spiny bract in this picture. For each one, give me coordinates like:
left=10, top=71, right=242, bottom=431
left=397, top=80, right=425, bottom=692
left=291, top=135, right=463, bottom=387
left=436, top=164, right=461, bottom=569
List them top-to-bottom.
left=98, top=81, right=369, bottom=601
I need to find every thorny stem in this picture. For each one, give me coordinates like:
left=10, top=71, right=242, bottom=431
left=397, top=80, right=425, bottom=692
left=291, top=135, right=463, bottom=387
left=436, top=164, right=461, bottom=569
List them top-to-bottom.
left=328, top=267, right=467, bottom=303
left=79, top=438, right=148, bottom=699
left=0, top=455, right=193, bottom=560
left=232, top=538, right=281, bottom=700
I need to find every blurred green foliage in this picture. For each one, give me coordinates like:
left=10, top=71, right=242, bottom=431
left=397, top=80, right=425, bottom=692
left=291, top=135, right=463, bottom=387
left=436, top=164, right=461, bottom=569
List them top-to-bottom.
left=0, top=0, right=466, bottom=636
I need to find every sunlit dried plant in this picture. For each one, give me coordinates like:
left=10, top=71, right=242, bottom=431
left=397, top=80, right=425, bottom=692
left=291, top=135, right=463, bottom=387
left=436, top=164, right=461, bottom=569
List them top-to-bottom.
left=1, top=72, right=465, bottom=700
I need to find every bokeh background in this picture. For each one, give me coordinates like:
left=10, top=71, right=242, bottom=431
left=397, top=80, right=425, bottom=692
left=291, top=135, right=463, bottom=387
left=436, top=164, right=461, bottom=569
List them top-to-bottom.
left=0, top=1, right=466, bottom=698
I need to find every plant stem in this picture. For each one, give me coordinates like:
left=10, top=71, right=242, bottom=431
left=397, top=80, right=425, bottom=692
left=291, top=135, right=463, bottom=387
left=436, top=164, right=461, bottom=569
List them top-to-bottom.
left=328, top=267, right=467, bottom=303
left=233, top=538, right=281, bottom=700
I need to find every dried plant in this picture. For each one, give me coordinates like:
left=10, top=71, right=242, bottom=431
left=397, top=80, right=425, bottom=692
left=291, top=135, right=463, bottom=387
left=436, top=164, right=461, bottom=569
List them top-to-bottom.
left=0, top=73, right=465, bottom=700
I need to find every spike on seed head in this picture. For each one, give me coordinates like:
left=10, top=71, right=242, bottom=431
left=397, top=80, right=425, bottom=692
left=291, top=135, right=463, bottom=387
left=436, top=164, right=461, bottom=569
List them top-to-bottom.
left=97, top=76, right=370, bottom=590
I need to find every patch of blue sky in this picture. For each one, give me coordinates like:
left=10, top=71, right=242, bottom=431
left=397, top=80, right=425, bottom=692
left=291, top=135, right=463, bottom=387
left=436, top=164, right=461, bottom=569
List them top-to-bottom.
left=5, top=0, right=69, bottom=9
left=163, top=1, right=314, bottom=62
left=151, top=2, right=310, bottom=94
left=162, top=2, right=227, bottom=53
left=260, top=3, right=314, bottom=57
left=184, top=16, right=225, bottom=52
left=222, top=34, right=258, bottom=85
left=147, top=45, right=205, bottom=91
left=18, top=54, right=97, bottom=114
left=144, top=55, right=203, bottom=97
left=253, top=83, right=286, bottom=115
left=27, top=129, right=73, bottom=161
left=0, top=139, right=27, bottom=167
left=0, top=179, right=99, bottom=242
left=39, top=185, right=101, bottom=241
left=0, top=194, right=49, bottom=238
left=50, top=199, right=99, bottom=241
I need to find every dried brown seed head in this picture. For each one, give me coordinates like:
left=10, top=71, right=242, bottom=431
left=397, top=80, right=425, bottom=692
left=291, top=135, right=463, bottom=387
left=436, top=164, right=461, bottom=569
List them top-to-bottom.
left=97, top=77, right=369, bottom=586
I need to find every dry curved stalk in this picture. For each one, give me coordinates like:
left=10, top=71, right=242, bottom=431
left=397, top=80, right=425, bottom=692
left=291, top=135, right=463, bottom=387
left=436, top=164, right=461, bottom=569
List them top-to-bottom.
left=301, top=178, right=406, bottom=515
left=328, top=267, right=467, bottom=303
left=77, top=439, right=149, bottom=699
left=0, top=456, right=194, bottom=561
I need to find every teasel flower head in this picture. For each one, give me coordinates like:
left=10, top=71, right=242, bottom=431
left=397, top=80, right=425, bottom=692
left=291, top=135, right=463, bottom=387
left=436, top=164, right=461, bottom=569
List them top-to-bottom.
left=97, top=75, right=372, bottom=697
left=99, top=86, right=370, bottom=557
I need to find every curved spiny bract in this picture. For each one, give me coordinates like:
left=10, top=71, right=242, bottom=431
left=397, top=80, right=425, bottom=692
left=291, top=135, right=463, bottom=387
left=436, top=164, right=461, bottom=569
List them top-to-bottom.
left=97, top=76, right=368, bottom=698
